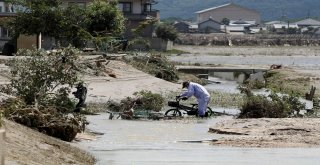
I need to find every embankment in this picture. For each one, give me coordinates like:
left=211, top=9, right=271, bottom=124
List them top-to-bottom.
left=176, top=33, right=320, bottom=46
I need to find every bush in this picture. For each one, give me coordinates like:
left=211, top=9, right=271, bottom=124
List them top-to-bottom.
left=155, top=23, right=178, bottom=41
left=0, top=47, right=87, bottom=141
left=6, top=47, right=83, bottom=105
left=108, top=90, right=165, bottom=113
left=133, top=90, right=165, bottom=112
left=239, top=92, right=305, bottom=118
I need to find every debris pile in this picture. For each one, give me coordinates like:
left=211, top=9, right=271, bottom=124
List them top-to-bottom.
left=124, top=53, right=179, bottom=82
left=107, top=90, right=165, bottom=120
left=0, top=98, right=86, bottom=142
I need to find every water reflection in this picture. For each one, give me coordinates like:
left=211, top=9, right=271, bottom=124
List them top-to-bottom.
left=79, top=114, right=320, bottom=165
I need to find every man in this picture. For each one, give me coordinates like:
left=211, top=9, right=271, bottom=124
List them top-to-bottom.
left=180, top=81, right=211, bottom=117
left=72, top=82, right=87, bottom=112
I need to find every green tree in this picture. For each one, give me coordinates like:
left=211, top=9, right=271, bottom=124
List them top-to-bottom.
left=6, top=0, right=125, bottom=48
left=7, top=0, right=65, bottom=38
left=85, top=0, right=125, bottom=37
left=221, top=18, right=230, bottom=25
left=155, top=23, right=178, bottom=41
left=8, top=47, right=83, bottom=105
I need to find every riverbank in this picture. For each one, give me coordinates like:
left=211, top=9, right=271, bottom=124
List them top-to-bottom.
left=210, top=118, right=320, bottom=148
left=3, top=119, right=95, bottom=164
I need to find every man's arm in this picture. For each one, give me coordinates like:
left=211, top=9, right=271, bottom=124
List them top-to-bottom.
left=180, top=85, right=194, bottom=98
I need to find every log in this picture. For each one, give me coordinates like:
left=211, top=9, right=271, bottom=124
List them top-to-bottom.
left=306, top=86, right=316, bottom=101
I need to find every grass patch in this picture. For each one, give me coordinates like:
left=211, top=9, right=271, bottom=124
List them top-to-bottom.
left=265, top=70, right=314, bottom=97
left=210, top=91, right=244, bottom=108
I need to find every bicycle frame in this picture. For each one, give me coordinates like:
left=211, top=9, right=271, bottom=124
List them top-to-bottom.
left=166, top=96, right=214, bottom=117
left=168, top=97, right=198, bottom=115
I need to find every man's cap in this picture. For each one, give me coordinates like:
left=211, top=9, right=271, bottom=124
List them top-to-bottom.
left=182, top=81, right=190, bottom=89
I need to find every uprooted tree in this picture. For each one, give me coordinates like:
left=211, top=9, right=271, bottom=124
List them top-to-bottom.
left=0, top=47, right=87, bottom=141
left=107, top=90, right=165, bottom=119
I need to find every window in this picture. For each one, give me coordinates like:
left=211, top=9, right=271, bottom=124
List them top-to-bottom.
left=118, top=2, right=132, bottom=13
left=144, top=4, right=152, bottom=12
left=0, top=6, right=2, bottom=12
left=1, top=27, right=9, bottom=38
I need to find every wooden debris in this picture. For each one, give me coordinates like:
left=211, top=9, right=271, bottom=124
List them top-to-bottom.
left=306, top=86, right=316, bottom=101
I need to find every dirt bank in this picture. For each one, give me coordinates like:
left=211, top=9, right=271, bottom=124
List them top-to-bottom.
left=84, top=60, right=180, bottom=102
left=210, top=118, right=320, bottom=148
left=3, top=119, right=95, bottom=165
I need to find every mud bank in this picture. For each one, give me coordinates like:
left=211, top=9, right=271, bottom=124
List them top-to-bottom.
left=210, top=118, right=320, bottom=148
left=3, top=119, right=95, bottom=165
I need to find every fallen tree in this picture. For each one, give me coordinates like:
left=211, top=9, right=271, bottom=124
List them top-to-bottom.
left=0, top=47, right=88, bottom=141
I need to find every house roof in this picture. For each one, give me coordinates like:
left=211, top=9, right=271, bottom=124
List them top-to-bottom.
left=195, top=3, right=259, bottom=14
left=198, top=18, right=222, bottom=25
left=294, top=18, right=320, bottom=26
left=232, top=20, right=250, bottom=25
left=264, top=21, right=286, bottom=25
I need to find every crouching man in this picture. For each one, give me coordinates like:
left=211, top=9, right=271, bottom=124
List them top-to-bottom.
left=179, top=81, right=211, bottom=117
left=73, top=82, right=87, bottom=112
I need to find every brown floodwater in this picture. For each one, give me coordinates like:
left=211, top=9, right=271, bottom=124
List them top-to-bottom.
left=78, top=114, right=320, bottom=165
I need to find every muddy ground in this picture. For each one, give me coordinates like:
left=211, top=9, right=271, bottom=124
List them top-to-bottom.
left=210, top=118, right=320, bottom=148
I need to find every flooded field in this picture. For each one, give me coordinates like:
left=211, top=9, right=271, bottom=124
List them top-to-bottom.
left=170, top=55, right=320, bottom=70
left=79, top=114, right=320, bottom=165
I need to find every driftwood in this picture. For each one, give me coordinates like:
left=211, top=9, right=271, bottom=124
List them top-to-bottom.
left=306, top=86, right=316, bottom=101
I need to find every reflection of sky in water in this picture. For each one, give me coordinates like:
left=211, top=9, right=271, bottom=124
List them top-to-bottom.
left=205, top=77, right=240, bottom=94
left=80, top=114, right=320, bottom=165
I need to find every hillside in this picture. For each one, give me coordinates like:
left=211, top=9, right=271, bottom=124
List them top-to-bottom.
left=155, top=0, right=320, bottom=22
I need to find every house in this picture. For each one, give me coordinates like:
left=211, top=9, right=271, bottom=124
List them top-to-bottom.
left=0, top=0, right=16, bottom=54
left=64, top=0, right=160, bottom=38
left=195, top=3, right=261, bottom=25
left=198, top=18, right=222, bottom=33
left=294, top=18, right=320, bottom=28
left=221, top=20, right=259, bottom=34
left=173, top=21, right=189, bottom=33
left=174, top=21, right=198, bottom=33
left=264, top=21, right=286, bottom=30
left=270, top=23, right=299, bottom=34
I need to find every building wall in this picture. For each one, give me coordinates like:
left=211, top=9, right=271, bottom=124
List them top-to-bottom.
left=197, top=4, right=261, bottom=24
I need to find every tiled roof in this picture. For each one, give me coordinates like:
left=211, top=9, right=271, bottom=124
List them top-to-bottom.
left=294, top=18, right=320, bottom=26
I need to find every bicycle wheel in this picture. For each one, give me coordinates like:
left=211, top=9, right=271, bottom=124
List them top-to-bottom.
left=193, top=105, right=214, bottom=117
left=206, top=107, right=214, bottom=117
left=165, top=109, right=182, bottom=117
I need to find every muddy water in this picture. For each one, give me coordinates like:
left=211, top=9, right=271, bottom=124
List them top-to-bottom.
left=78, top=78, right=320, bottom=165
left=79, top=114, right=320, bottom=165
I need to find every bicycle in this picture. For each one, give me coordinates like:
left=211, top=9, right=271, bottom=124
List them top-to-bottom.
left=165, top=96, right=214, bottom=117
